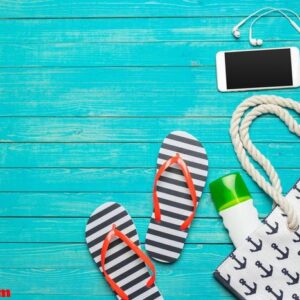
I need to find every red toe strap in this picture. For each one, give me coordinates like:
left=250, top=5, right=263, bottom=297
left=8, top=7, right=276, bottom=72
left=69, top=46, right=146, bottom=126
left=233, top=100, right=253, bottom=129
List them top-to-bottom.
left=153, top=153, right=197, bottom=231
left=101, top=225, right=156, bottom=300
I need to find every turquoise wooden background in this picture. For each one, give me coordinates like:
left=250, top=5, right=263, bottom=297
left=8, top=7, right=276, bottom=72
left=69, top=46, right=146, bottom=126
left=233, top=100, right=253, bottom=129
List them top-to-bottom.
left=0, top=1, right=299, bottom=299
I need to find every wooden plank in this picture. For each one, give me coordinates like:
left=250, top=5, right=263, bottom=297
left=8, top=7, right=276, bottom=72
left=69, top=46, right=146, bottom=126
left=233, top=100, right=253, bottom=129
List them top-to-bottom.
left=0, top=0, right=298, bottom=18
left=1, top=17, right=299, bottom=43
left=1, top=41, right=300, bottom=67
left=1, top=67, right=299, bottom=117
left=1, top=117, right=299, bottom=143
left=0, top=143, right=297, bottom=168
left=0, top=168, right=297, bottom=192
left=0, top=192, right=272, bottom=218
left=0, top=217, right=231, bottom=243
left=0, top=243, right=233, bottom=268
left=0, top=244, right=232, bottom=298
left=0, top=244, right=233, bottom=298
left=0, top=267, right=232, bottom=298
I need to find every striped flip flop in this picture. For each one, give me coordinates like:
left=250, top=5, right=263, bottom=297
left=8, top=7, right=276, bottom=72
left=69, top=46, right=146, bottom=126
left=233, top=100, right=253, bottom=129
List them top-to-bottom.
left=145, top=131, right=208, bottom=263
left=86, top=202, right=163, bottom=300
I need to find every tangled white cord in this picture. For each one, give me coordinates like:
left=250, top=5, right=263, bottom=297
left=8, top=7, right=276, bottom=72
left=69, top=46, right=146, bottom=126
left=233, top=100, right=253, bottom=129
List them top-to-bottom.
left=230, top=95, right=300, bottom=230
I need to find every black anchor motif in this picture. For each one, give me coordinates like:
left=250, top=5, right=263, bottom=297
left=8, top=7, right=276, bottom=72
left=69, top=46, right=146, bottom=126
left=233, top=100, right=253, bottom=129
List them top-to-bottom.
left=293, top=183, right=300, bottom=199
left=293, top=183, right=300, bottom=192
left=293, top=183, right=300, bottom=191
left=264, top=220, right=279, bottom=235
left=293, top=231, right=300, bottom=243
left=246, top=236, right=263, bottom=252
left=271, top=243, right=289, bottom=260
left=229, top=253, right=247, bottom=270
left=255, top=260, right=273, bottom=278
left=281, top=268, right=300, bottom=285
left=223, top=274, right=231, bottom=284
left=239, top=279, right=257, bottom=296
left=265, top=286, right=283, bottom=300
left=293, top=294, right=300, bottom=300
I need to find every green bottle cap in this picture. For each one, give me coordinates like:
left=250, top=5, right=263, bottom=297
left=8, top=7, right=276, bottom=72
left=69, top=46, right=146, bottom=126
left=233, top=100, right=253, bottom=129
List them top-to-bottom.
left=209, top=173, right=251, bottom=212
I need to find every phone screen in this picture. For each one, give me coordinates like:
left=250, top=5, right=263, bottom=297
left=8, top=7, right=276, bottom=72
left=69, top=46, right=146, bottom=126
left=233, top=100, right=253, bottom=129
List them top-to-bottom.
left=225, top=49, right=293, bottom=89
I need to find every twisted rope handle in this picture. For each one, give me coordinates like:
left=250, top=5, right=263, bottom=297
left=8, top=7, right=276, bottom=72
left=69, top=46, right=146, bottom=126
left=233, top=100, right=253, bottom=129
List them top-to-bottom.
left=230, top=95, right=300, bottom=230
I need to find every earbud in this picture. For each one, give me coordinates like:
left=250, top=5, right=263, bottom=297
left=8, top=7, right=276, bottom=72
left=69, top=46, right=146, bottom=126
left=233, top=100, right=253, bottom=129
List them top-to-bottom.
left=232, top=28, right=241, bottom=38
left=249, top=38, right=263, bottom=46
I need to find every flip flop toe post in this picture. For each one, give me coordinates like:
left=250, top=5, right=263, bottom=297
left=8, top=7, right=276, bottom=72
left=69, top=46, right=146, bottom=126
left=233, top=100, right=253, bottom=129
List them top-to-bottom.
left=145, top=131, right=208, bottom=263
left=86, top=202, right=163, bottom=300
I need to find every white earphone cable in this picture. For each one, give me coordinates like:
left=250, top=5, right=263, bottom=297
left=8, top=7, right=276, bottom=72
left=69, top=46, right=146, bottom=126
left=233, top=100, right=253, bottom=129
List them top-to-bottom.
left=233, top=7, right=275, bottom=30
left=278, top=7, right=300, bottom=20
left=249, top=8, right=300, bottom=43
left=230, top=95, right=300, bottom=230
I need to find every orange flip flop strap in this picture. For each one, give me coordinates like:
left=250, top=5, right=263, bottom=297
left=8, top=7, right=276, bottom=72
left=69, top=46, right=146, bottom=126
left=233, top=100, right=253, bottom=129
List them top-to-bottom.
left=153, top=153, right=197, bottom=231
left=101, top=225, right=156, bottom=300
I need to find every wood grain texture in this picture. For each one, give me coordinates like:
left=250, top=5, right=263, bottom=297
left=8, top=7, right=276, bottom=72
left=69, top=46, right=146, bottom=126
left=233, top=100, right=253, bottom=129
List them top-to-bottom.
left=0, top=0, right=298, bottom=18
left=1, top=0, right=300, bottom=299
left=1, top=17, right=299, bottom=43
left=2, top=41, right=300, bottom=67
left=1, top=67, right=299, bottom=117
left=1, top=117, right=299, bottom=142
left=0, top=142, right=297, bottom=168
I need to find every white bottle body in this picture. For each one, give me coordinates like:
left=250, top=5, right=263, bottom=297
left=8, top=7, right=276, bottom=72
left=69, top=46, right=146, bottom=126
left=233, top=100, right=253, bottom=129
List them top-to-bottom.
left=219, top=199, right=261, bottom=247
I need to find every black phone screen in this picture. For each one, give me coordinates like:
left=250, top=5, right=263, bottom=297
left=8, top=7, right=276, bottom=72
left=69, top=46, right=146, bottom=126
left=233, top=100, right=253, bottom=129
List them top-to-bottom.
left=225, top=48, right=293, bottom=89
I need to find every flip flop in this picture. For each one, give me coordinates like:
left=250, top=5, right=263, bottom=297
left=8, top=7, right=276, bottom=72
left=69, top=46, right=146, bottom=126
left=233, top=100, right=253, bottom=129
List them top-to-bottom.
left=145, top=131, right=208, bottom=263
left=86, top=202, right=163, bottom=300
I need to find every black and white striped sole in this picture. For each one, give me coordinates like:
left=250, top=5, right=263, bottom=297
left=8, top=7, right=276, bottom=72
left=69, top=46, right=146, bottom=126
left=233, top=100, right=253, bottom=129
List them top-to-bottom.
left=145, top=131, right=208, bottom=263
left=86, top=202, right=163, bottom=300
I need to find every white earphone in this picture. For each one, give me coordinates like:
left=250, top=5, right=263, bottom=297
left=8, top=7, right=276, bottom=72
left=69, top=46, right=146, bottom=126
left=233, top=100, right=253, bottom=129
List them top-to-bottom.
left=232, top=7, right=300, bottom=46
left=232, top=7, right=273, bottom=39
left=249, top=8, right=300, bottom=46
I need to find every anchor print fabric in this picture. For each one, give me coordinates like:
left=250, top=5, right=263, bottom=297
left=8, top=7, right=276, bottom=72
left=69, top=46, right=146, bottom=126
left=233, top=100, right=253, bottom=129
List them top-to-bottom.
left=215, top=178, right=300, bottom=300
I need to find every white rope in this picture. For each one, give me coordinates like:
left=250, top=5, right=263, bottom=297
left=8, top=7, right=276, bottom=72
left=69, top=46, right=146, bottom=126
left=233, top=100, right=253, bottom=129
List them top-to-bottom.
left=230, top=95, right=300, bottom=230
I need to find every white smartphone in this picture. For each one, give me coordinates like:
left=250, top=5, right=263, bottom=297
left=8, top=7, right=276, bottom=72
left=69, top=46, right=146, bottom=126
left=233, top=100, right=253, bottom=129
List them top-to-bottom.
left=216, top=47, right=300, bottom=92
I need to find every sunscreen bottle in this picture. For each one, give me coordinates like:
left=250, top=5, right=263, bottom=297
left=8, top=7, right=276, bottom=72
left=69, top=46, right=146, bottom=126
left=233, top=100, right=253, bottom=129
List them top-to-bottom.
left=209, top=173, right=262, bottom=247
